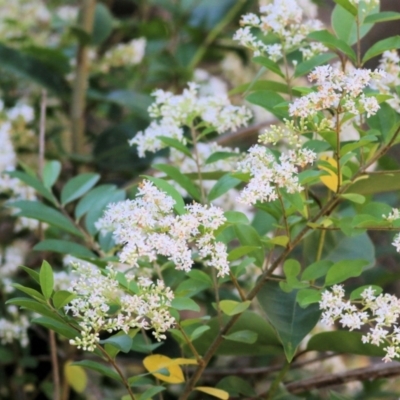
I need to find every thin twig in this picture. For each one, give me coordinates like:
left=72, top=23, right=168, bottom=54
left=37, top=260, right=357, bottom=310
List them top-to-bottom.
left=70, top=0, right=96, bottom=156
left=286, top=362, right=400, bottom=394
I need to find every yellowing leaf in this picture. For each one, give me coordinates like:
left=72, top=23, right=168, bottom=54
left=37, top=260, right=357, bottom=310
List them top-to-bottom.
left=318, top=156, right=339, bottom=192
left=143, top=354, right=185, bottom=384
left=64, top=361, right=87, bottom=393
left=195, top=386, right=229, bottom=399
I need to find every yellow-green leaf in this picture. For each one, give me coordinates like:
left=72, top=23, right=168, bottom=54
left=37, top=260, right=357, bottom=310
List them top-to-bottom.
left=319, top=156, right=339, bottom=192
left=219, top=300, right=251, bottom=316
left=143, top=354, right=185, bottom=384
left=64, top=361, right=87, bottom=393
left=194, top=387, right=229, bottom=399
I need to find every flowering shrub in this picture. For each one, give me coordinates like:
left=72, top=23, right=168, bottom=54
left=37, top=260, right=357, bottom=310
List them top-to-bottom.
left=4, top=0, right=400, bottom=399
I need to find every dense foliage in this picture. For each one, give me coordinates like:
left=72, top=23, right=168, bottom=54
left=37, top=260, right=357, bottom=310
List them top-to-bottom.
left=3, top=0, right=400, bottom=399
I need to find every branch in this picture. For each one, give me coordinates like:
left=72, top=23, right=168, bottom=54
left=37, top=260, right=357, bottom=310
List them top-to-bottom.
left=70, top=0, right=96, bottom=156
left=286, top=362, right=400, bottom=394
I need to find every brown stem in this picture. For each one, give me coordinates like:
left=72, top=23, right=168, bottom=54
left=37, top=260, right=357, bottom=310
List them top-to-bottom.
left=70, top=0, right=96, bottom=156
left=176, top=324, right=203, bottom=365
left=49, top=331, right=61, bottom=400
left=98, top=346, right=137, bottom=400
left=286, top=362, right=400, bottom=394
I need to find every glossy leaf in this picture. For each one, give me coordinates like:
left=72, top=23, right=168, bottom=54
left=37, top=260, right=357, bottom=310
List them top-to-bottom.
left=333, top=0, right=357, bottom=16
left=92, top=3, right=113, bottom=45
left=364, top=11, right=400, bottom=24
left=308, top=30, right=356, bottom=62
left=363, top=36, right=400, bottom=63
left=294, top=53, right=336, bottom=78
left=252, top=56, right=284, bottom=78
left=158, top=136, right=192, bottom=158
left=42, top=160, right=62, bottom=189
left=153, top=163, right=202, bottom=201
left=7, top=170, right=56, bottom=205
left=61, top=173, right=100, bottom=205
left=208, top=174, right=241, bottom=202
left=75, top=184, right=117, bottom=219
left=11, top=201, right=83, bottom=237
left=234, top=224, right=264, bottom=266
left=34, top=240, right=96, bottom=258
left=325, top=259, right=368, bottom=286
left=39, top=261, right=54, bottom=300
left=257, top=281, right=321, bottom=361
left=52, top=291, right=76, bottom=309
left=171, top=297, right=200, bottom=312
left=219, top=300, right=251, bottom=316
left=33, top=316, right=78, bottom=340
left=223, top=330, right=258, bottom=344
left=307, top=331, right=385, bottom=357
left=100, top=334, right=133, bottom=353
left=143, top=354, right=185, bottom=384
left=72, top=360, right=121, bottom=382
left=64, top=361, right=87, bottom=393
left=194, top=387, right=229, bottom=400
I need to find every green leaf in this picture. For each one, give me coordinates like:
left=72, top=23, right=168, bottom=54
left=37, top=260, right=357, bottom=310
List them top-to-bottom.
left=333, top=0, right=357, bottom=16
left=332, top=2, right=377, bottom=45
left=92, top=3, right=113, bottom=45
left=364, top=11, right=400, bottom=24
left=308, top=30, right=356, bottom=62
left=363, top=36, right=400, bottom=64
left=0, top=43, right=69, bottom=97
left=294, top=53, right=336, bottom=78
left=252, top=56, right=284, bottom=78
left=230, top=80, right=301, bottom=96
left=246, top=91, right=288, bottom=119
left=368, top=103, right=398, bottom=143
left=158, top=136, right=192, bottom=158
left=205, top=152, right=238, bottom=165
left=43, top=160, right=62, bottom=189
left=153, top=164, right=202, bottom=201
left=7, top=170, right=56, bottom=205
left=350, top=172, right=400, bottom=195
left=61, top=173, right=100, bottom=205
left=208, top=174, right=241, bottom=202
left=142, top=176, right=186, bottom=215
left=75, top=184, right=117, bottom=219
left=340, top=193, right=365, bottom=204
left=11, top=201, right=83, bottom=237
left=224, top=211, right=249, bottom=225
left=233, top=224, right=264, bottom=267
left=34, top=240, right=96, bottom=258
left=228, top=246, right=261, bottom=262
left=283, top=259, right=301, bottom=279
left=325, top=259, right=369, bottom=286
left=39, top=260, right=54, bottom=300
left=302, top=260, right=333, bottom=281
left=20, top=265, right=40, bottom=283
left=257, top=281, right=321, bottom=362
left=12, top=283, right=46, bottom=302
left=350, top=285, right=383, bottom=300
left=296, top=289, right=322, bottom=307
left=52, top=290, right=77, bottom=309
left=6, top=297, right=62, bottom=320
left=171, top=297, right=200, bottom=312
left=219, top=300, right=251, bottom=316
left=191, top=311, right=282, bottom=356
left=32, top=316, right=78, bottom=340
left=190, top=326, right=211, bottom=341
left=223, top=330, right=258, bottom=344
left=307, top=331, right=385, bottom=357
left=100, top=334, right=133, bottom=353
left=71, top=360, right=122, bottom=382
left=216, top=376, right=256, bottom=397
left=139, top=386, right=166, bottom=400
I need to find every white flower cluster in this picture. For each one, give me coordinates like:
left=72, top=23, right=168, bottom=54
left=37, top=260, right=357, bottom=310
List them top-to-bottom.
left=233, top=0, right=326, bottom=61
left=96, top=38, right=146, bottom=73
left=372, top=51, right=400, bottom=113
left=289, top=66, right=385, bottom=121
left=129, top=83, right=252, bottom=157
left=237, top=145, right=316, bottom=205
left=96, top=180, right=230, bottom=277
left=383, top=208, right=400, bottom=223
left=66, top=262, right=175, bottom=351
left=320, top=285, right=400, bottom=362
left=0, top=306, right=29, bottom=347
